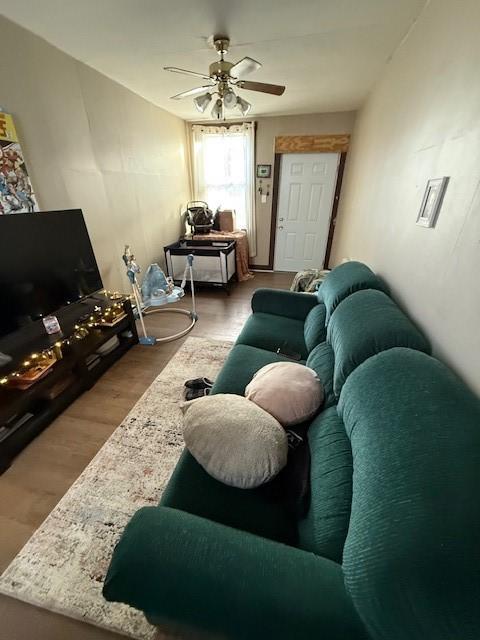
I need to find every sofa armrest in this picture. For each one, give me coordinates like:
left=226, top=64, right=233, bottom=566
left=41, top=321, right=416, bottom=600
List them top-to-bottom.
left=251, top=288, right=319, bottom=321
left=103, top=506, right=367, bottom=640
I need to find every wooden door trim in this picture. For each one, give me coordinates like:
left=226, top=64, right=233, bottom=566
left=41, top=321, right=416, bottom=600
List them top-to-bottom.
left=275, top=134, right=350, bottom=154
left=268, top=145, right=348, bottom=271
left=324, top=152, right=346, bottom=268
left=268, top=153, right=282, bottom=270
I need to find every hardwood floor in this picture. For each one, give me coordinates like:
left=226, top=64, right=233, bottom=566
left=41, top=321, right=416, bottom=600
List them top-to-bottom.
left=0, top=271, right=293, bottom=640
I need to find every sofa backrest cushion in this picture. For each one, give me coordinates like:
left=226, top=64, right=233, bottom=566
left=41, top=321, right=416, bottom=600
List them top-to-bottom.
left=321, top=261, right=389, bottom=324
left=316, top=285, right=324, bottom=303
left=327, top=289, right=430, bottom=396
left=303, top=303, right=327, bottom=352
left=305, top=342, right=336, bottom=409
left=338, top=348, right=480, bottom=640
left=297, top=407, right=352, bottom=563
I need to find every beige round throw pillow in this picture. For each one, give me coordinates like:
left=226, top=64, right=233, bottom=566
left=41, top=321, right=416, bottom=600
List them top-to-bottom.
left=245, top=362, right=324, bottom=427
left=182, top=394, right=287, bottom=489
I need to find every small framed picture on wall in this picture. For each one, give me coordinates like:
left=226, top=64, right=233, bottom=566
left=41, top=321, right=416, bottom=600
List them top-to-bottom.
left=256, top=164, right=271, bottom=178
left=416, top=177, right=449, bottom=228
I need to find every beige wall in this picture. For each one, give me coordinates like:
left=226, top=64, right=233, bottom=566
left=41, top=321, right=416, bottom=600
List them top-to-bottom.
left=331, top=0, right=480, bottom=394
left=0, top=17, right=190, bottom=291
left=188, top=112, right=356, bottom=266
left=253, top=112, right=356, bottom=266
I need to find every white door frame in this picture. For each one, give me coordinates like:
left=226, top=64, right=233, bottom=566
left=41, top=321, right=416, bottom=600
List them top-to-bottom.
left=267, top=150, right=346, bottom=271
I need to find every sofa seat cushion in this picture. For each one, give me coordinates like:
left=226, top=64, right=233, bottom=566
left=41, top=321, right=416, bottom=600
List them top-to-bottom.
left=321, top=261, right=389, bottom=324
left=327, top=289, right=431, bottom=396
left=303, top=303, right=327, bottom=351
left=236, top=312, right=308, bottom=360
left=306, top=342, right=336, bottom=409
left=211, top=344, right=298, bottom=396
left=297, top=407, right=353, bottom=563
left=160, top=449, right=298, bottom=545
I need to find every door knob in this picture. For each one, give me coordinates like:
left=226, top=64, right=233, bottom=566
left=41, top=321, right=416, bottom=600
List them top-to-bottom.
left=278, top=225, right=284, bottom=230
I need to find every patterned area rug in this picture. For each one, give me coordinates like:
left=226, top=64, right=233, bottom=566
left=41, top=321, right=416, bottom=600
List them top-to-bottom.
left=0, top=336, right=232, bottom=639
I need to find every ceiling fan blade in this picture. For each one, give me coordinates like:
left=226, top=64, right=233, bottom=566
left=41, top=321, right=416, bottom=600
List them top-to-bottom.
left=229, top=57, right=262, bottom=78
left=164, top=66, right=212, bottom=81
left=237, top=80, right=285, bottom=96
left=170, top=85, right=215, bottom=100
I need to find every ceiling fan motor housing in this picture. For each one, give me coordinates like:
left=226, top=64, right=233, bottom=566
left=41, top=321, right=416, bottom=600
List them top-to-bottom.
left=213, top=36, right=230, bottom=55
left=209, top=60, right=234, bottom=78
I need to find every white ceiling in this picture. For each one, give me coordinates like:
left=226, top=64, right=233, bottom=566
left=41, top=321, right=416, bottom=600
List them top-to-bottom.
left=0, top=0, right=426, bottom=120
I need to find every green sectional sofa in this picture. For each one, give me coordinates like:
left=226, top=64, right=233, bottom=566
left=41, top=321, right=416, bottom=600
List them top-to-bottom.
left=103, top=261, right=480, bottom=640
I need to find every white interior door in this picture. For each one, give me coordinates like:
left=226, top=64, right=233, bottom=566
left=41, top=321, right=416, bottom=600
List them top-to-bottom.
left=274, top=152, right=339, bottom=272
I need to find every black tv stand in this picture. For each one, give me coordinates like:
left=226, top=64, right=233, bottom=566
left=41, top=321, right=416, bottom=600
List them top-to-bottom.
left=0, top=297, right=138, bottom=473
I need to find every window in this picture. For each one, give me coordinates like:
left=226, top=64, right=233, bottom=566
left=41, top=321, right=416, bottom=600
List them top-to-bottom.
left=191, top=123, right=256, bottom=257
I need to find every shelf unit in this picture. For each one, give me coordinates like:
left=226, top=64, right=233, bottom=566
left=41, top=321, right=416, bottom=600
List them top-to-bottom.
left=0, top=297, right=138, bottom=473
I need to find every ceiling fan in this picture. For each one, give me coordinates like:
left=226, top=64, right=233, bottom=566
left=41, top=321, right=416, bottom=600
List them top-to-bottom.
left=164, top=35, right=285, bottom=119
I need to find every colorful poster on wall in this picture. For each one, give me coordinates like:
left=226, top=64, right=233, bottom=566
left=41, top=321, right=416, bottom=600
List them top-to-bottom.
left=0, top=112, right=39, bottom=214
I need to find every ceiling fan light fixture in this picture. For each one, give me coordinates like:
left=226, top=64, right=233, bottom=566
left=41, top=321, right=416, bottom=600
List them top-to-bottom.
left=223, top=89, right=237, bottom=110
left=193, top=92, right=212, bottom=113
left=236, top=96, right=251, bottom=116
left=211, top=98, right=224, bottom=120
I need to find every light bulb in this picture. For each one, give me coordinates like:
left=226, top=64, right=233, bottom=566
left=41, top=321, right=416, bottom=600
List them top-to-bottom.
left=211, top=98, right=224, bottom=120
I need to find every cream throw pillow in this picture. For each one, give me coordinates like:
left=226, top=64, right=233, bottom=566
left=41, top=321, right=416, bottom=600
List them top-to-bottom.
left=245, top=362, right=324, bottom=427
left=182, top=394, right=287, bottom=489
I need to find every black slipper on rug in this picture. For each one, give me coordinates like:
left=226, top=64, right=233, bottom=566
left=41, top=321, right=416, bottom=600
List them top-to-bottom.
left=184, top=377, right=214, bottom=390
left=185, top=387, right=211, bottom=401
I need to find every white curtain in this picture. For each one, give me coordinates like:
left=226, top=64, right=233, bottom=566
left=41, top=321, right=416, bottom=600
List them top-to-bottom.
left=191, top=122, right=256, bottom=257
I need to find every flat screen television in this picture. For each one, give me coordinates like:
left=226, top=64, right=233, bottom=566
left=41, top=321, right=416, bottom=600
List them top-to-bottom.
left=0, top=209, right=103, bottom=339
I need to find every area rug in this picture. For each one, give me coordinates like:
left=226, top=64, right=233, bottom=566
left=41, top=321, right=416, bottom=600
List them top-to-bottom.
left=0, top=336, right=233, bottom=639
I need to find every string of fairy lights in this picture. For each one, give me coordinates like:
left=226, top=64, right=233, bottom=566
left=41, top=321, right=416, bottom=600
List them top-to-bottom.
left=0, top=295, right=127, bottom=387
